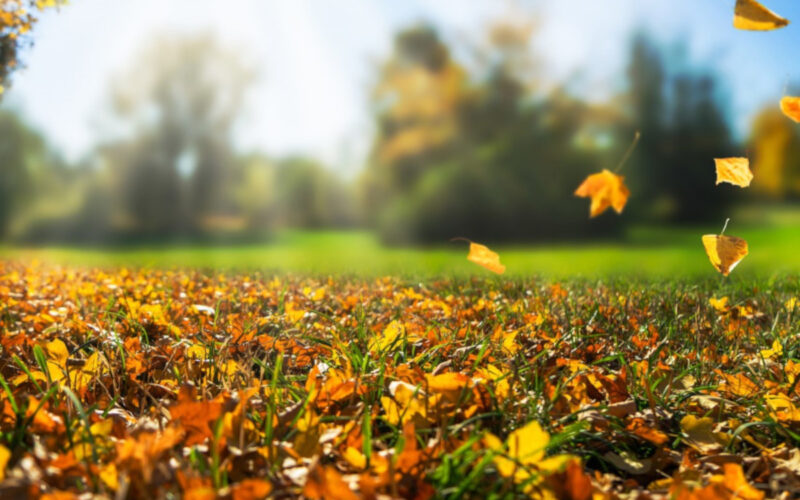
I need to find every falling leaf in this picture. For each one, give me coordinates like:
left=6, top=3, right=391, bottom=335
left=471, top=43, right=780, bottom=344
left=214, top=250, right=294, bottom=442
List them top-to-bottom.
left=734, top=0, right=789, bottom=31
left=780, top=96, right=800, bottom=123
left=714, top=158, right=753, bottom=188
left=574, top=169, right=630, bottom=218
left=702, top=234, right=748, bottom=276
left=467, top=242, right=505, bottom=274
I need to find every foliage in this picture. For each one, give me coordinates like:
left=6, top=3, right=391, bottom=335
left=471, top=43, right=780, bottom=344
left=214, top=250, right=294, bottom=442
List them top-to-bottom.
left=0, top=0, right=63, bottom=93
left=1, top=261, right=798, bottom=497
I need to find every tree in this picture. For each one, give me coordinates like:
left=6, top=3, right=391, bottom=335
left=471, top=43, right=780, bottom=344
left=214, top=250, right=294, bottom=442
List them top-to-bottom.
left=1, top=0, right=63, bottom=94
left=101, top=33, right=254, bottom=238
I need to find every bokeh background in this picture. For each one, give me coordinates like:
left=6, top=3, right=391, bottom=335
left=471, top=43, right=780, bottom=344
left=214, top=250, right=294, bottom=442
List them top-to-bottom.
left=2, top=0, right=800, bottom=275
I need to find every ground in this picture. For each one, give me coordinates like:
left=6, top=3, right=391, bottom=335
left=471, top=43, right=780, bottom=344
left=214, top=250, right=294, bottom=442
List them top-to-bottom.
left=1, top=257, right=799, bottom=499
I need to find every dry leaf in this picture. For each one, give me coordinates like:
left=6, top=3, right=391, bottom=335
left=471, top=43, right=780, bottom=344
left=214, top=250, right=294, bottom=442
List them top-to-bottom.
left=734, top=0, right=789, bottom=31
left=780, top=96, right=800, bottom=123
left=714, top=158, right=753, bottom=188
left=574, top=169, right=630, bottom=218
left=702, top=234, right=748, bottom=276
left=467, top=242, right=505, bottom=274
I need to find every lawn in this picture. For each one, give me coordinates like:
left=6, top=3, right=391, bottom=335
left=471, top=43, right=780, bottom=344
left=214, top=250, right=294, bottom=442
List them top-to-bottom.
left=2, top=223, right=800, bottom=278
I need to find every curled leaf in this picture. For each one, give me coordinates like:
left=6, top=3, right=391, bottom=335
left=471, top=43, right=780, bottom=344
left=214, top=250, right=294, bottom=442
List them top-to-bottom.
left=734, top=0, right=789, bottom=31
left=780, top=96, right=800, bottom=123
left=714, top=158, right=753, bottom=188
left=574, top=169, right=630, bottom=218
left=702, top=234, right=748, bottom=276
left=467, top=242, right=505, bottom=274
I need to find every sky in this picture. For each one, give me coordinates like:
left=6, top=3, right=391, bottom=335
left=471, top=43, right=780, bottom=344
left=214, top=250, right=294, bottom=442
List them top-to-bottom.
left=3, top=0, right=800, bottom=172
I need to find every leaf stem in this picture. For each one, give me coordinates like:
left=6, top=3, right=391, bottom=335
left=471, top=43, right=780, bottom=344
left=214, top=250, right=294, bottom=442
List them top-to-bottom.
left=613, top=131, right=641, bottom=173
left=720, top=218, right=730, bottom=236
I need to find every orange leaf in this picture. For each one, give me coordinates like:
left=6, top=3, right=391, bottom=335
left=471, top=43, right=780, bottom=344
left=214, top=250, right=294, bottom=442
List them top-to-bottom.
left=734, top=0, right=789, bottom=31
left=780, top=96, right=800, bottom=123
left=714, top=158, right=753, bottom=188
left=574, top=169, right=630, bottom=218
left=702, top=234, right=748, bottom=276
left=467, top=242, right=505, bottom=274
left=168, top=386, right=224, bottom=445
left=719, top=463, right=764, bottom=500
left=302, top=465, right=360, bottom=500
left=231, top=479, right=273, bottom=500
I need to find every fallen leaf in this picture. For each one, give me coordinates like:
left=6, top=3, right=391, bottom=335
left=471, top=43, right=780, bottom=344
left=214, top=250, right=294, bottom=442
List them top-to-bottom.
left=734, top=0, right=789, bottom=31
left=780, top=96, right=800, bottom=123
left=714, top=158, right=753, bottom=188
left=574, top=169, right=630, bottom=218
left=702, top=234, right=748, bottom=276
left=467, top=242, right=505, bottom=274
left=680, top=415, right=730, bottom=454
left=0, top=445, right=9, bottom=481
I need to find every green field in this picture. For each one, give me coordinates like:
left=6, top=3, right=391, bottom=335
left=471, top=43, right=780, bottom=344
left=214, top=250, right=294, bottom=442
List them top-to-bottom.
left=2, top=223, right=800, bottom=278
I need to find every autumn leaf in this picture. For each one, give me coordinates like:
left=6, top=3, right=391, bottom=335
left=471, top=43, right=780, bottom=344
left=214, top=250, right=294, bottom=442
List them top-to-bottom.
left=734, top=0, right=789, bottom=31
left=780, top=96, right=800, bottom=123
left=714, top=157, right=753, bottom=188
left=574, top=169, right=630, bottom=218
left=702, top=234, right=748, bottom=276
left=467, top=242, right=505, bottom=274
left=169, top=385, right=224, bottom=445
left=680, top=415, right=730, bottom=453
left=0, top=445, right=9, bottom=481
left=302, top=464, right=360, bottom=500
left=230, top=478, right=273, bottom=500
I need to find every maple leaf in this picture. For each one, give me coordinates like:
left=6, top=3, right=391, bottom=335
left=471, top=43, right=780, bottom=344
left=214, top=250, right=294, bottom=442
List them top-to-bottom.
left=734, top=0, right=789, bottom=31
left=780, top=96, right=800, bottom=123
left=714, top=157, right=753, bottom=188
left=574, top=169, right=630, bottom=218
left=467, top=242, right=505, bottom=274
left=169, top=385, right=224, bottom=445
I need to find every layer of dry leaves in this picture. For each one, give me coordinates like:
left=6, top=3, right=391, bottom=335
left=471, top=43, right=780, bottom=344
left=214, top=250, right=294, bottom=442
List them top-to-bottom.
left=2, top=260, right=800, bottom=498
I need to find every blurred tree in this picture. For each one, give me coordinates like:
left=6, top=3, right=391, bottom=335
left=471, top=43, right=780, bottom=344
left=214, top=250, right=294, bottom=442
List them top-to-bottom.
left=363, top=22, right=614, bottom=244
left=102, top=33, right=253, bottom=239
left=625, top=34, right=734, bottom=222
left=749, top=106, right=800, bottom=198
left=0, top=109, right=51, bottom=236
left=273, top=157, right=355, bottom=229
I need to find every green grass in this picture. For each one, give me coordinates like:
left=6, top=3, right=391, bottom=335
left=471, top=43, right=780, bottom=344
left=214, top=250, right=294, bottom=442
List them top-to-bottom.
left=2, top=223, right=799, bottom=278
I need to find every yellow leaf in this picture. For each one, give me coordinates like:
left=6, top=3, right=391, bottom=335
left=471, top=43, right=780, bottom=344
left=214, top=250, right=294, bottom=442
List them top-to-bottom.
left=734, top=0, right=789, bottom=31
left=780, top=96, right=800, bottom=123
left=714, top=157, right=753, bottom=188
left=574, top=169, right=630, bottom=218
left=702, top=234, right=748, bottom=276
left=467, top=242, right=505, bottom=274
left=709, top=296, right=729, bottom=311
left=786, top=297, right=798, bottom=311
left=368, top=320, right=405, bottom=352
left=44, top=338, right=69, bottom=368
left=760, top=339, right=783, bottom=359
left=425, top=372, right=470, bottom=393
left=765, top=394, right=800, bottom=422
left=680, top=415, right=730, bottom=453
left=507, top=420, right=550, bottom=467
left=0, top=445, right=9, bottom=481
left=343, top=446, right=367, bottom=469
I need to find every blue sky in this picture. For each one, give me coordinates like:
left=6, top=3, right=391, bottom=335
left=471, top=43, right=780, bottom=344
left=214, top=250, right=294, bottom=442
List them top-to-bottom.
left=3, top=0, right=800, bottom=172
